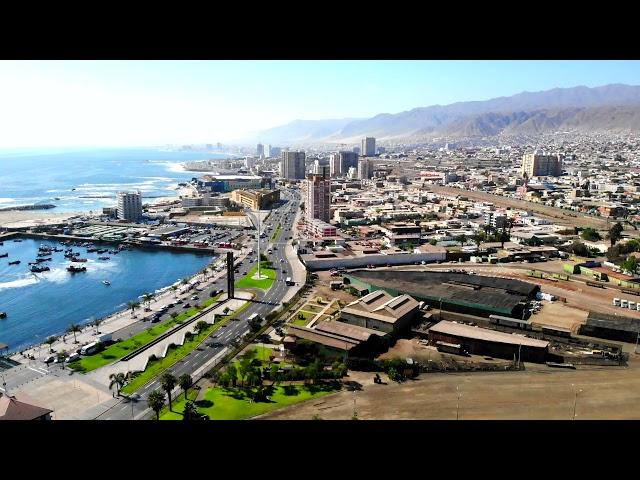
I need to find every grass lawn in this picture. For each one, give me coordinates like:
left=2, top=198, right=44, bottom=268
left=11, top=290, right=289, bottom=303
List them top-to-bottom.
left=270, top=224, right=282, bottom=242
left=234, top=261, right=275, bottom=290
left=70, top=295, right=220, bottom=373
left=121, top=299, right=252, bottom=394
left=291, top=310, right=315, bottom=326
left=160, top=382, right=341, bottom=420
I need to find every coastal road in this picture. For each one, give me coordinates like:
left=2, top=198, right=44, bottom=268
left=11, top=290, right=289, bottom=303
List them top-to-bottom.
left=96, top=187, right=303, bottom=419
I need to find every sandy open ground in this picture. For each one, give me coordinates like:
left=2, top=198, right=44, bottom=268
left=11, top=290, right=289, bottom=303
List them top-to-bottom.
left=0, top=210, right=82, bottom=228
left=259, top=356, right=640, bottom=420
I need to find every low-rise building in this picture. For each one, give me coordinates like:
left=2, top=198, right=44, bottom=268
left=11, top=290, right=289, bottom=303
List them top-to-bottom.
left=230, top=188, right=280, bottom=210
left=340, top=290, right=420, bottom=334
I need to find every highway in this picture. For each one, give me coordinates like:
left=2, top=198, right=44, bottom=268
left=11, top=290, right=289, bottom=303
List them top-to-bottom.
left=96, top=186, right=302, bottom=419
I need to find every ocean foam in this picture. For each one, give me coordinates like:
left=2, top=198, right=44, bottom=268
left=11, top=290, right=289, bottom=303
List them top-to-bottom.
left=0, top=275, right=40, bottom=290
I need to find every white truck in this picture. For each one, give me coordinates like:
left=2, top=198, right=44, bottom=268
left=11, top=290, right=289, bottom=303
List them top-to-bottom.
left=97, top=333, right=112, bottom=344
left=80, top=341, right=100, bottom=355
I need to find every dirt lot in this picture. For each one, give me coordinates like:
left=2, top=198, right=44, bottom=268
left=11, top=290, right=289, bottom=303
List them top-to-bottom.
left=258, top=356, right=640, bottom=420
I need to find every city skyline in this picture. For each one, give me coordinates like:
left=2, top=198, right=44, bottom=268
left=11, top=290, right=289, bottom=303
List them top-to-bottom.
left=1, top=60, right=640, bottom=148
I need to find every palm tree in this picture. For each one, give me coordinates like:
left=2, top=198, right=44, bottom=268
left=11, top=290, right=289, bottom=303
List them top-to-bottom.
left=471, top=232, right=485, bottom=252
left=455, top=234, right=467, bottom=247
left=171, top=285, right=178, bottom=298
left=142, top=292, right=154, bottom=307
left=127, top=300, right=140, bottom=315
left=92, top=318, right=103, bottom=334
left=194, top=320, right=208, bottom=335
left=67, top=323, right=81, bottom=344
left=44, top=336, right=57, bottom=353
left=108, top=372, right=127, bottom=396
left=160, top=373, right=177, bottom=411
left=178, top=374, right=193, bottom=400
left=147, top=390, right=165, bottom=420
left=182, top=401, right=200, bottom=420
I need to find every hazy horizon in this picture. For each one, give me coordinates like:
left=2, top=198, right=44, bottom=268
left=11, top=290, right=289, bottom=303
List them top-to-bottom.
left=1, top=60, right=640, bottom=148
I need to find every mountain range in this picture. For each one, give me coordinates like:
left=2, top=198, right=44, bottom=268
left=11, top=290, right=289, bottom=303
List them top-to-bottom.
left=252, top=84, right=640, bottom=145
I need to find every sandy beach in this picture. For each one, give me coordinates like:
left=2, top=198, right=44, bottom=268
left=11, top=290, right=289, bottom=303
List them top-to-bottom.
left=0, top=210, right=83, bottom=229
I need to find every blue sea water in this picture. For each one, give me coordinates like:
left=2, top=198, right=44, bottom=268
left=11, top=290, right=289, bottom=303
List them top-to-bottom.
left=0, top=147, right=230, bottom=213
left=0, top=147, right=233, bottom=352
left=0, top=238, right=213, bottom=353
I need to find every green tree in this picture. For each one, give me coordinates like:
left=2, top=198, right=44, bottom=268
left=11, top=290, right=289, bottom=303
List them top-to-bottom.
left=607, top=222, right=624, bottom=246
left=498, top=228, right=510, bottom=248
left=580, top=228, right=602, bottom=242
left=471, top=231, right=485, bottom=251
left=455, top=234, right=467, bottom=247
left=621, top=255, right=639, bottom=273
left=171, top=285, right=178, bottom=298
left=142, top=292, right=154, bottom=307
left=127, top=300, right=140, bottom=315
left=170, top=311, right=179, bottom=321
left=91, top=318, right=103, bottom=334
left=194, top=320, right=208, bottom=335
left=67, top=323, right=82, bottom=344
left=44, top=336, right=57, bottom=353
left=56, top=349, right=67, bottom=367
left=237, top=358, right=252, bottom=387
left=306, top=358, right=322, bottom=385
left=226, top=364, right=238, bottom=387
left=269, top=364, right=280, bottom=386
left=109, top=372, right=127, bottom=396
left=160, top=373, right=178, bottom=411
left=178, top=374, right=193, bottom=400
left=147, top=390, right=165, bottom=420
left=182, top=401, right=200, bottom=421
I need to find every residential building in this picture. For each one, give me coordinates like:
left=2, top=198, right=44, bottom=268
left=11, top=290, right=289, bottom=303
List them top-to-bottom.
left=361, top=137, right=376, bottom=157
left=256, top=143, right=264, bottom=158
left=521, top=150, right=563, bottom=177
left=280, top=151, right=306, bottom=180
left=339, top=151, right=359, bottom=171
left=329, top=153, right=341, bottom=177
left=358, top=158, right=372, bottom=179
left=313, top=159, right=330, bottom=177
left=306, top=174, right=331, bottom=222
left=117, top=191, right=143, bottom=222
left=307, top=218, right=337, bottom=238
left=0, top=393, right=53, bottom=420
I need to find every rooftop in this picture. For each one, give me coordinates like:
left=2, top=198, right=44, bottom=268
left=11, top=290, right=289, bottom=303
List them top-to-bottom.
left=430, top=321, right=549, bottom=348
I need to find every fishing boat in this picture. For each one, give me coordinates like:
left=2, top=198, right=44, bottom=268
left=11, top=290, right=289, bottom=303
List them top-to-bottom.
left=13, top=239, right=22, bottom=242
left=87, top=247, right=99, bottom=253
left=0, top=253, right=8, bottom=258
left=98, top=256, right=110, bottom=260
left=36, top=257, right=52, bottom=263
left=71, top=258, right=88, bottom=263
left=8, top=260, right=20, bottom=265
left=30, top=265, right=50, bottom=273
left=67, top=265, right=86, bottom=273
left=102, top=280, right=111, bottom=286
left=0, top=312, right=7, bottom=319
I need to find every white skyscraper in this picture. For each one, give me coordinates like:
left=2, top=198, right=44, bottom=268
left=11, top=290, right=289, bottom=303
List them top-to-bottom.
left=361, top=137, right=376, bottom=157
left=117, top=191, right=143, bottom=222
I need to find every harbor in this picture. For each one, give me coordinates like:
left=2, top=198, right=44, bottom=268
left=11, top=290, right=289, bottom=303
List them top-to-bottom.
left=0, top=237, right=215, bottom=353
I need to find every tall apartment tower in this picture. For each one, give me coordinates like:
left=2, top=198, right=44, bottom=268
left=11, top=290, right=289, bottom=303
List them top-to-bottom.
left=361, top=137, right=376, bottom=157
left=256, top=143, right=264, bottom=158
left=521, top=150, right=563, bottom=177
left=280, top=151, right=306, bottom=180
left=339, top=151, right=358, bottom=171
left=329, top=153, right=341, bottom=177
left=358, top=158, right=372, bottom=179
left=313, top=159, right=330, bottom=177
left=306, top=173, right=331, bottom=223
left=116, top=191, right=142, bottom=222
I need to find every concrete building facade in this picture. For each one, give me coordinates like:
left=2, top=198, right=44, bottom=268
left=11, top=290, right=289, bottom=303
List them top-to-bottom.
left=361, top=137, right=376, bottom=157
left=521, top=150, right=563, bottom=177
left=280, top=151, right=306, bottom=180
left=306, top=174, right=331, bottom=223
left=117, top=191, right=143, bottom=222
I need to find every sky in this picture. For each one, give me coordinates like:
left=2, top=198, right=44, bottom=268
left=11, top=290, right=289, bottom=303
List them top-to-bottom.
left=0, top=60, right=639, bottom=148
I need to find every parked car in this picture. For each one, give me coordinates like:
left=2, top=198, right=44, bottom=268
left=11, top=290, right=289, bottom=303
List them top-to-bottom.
left=176, top=299, right=183, bottom=304
left=183, top=303, right=191, bottom=309
left=67, top=352, right=81, bottom=362
left=44, top=355, right=55, bottom=364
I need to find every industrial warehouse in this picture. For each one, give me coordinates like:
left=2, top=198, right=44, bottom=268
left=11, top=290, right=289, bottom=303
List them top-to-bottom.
left=344, top=270, right=540, bottom=318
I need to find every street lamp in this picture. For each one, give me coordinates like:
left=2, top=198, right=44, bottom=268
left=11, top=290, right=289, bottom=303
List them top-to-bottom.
left=635, top=330, right=639, bottom=354
left=571, top=384, right=583, bottom=420
left=456, top=385, right=462, bottom=420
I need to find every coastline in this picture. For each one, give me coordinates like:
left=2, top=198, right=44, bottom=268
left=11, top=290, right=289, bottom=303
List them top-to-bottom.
left=0, top=210, right=83, bottom=229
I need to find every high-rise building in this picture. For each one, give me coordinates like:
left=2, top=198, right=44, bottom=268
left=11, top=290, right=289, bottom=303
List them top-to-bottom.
left=361, top=137, right=376, bottom=157
left=256, top=143, right=264, bottom=158
left=266, top=145, right=280, bottom=158
left=353, top=146, right=360, bottom=155
left=521, top=150, right=563, bottom=177
left=280, top=151, right=306, bottom=180
left=339, top=151, right=358, bottom=171
left=329, top=153, right=341, bottom=177
left=245, top=156, right=257, bottom=169
left=358, top=158, right=372, bottom=179
left=313, top=159, right=330, bottom=177
left=306, top=173, right=331, bottom=223
left=117, top=191, right=142, bottom=222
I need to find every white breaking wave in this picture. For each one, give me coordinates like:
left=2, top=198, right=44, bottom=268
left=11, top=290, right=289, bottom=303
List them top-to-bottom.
left=0, top=275, right=40, bottom=290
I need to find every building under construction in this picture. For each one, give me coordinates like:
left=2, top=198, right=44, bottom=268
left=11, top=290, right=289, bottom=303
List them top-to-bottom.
left=344, top=270, right=539, bottom=318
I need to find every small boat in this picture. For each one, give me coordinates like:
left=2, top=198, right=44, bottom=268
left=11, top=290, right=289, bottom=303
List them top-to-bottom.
left=71, top=188, right=76, bottom=191
left=54, top=197, right=60, bottom=200
left=13, top=239, right=22, bottom=242
left=87, top=247, right=98, bottom=253
left=0, top=253, right=8, bottom=258
left=98, top=256, right=110, bottom=260
left=36, top=257, right=52, bottom=263
left=71, top=258, right=87, bottom=263
left=8, top=260, right=20, bottom=265
left=30, top=265, right=50, bottom=273
left=67, top=265, right=87, bottom=273
left=102, top=280, right=111, bottom=286
left=0, top=312, right=7, bottom=319
left=545, top=362, right=576, bottom=369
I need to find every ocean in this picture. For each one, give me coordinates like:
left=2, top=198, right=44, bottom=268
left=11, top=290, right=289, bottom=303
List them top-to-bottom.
left=0, top=147, right=230, bottom=213
left=0, top=147, right=229, bottom=352
left=0, top=238, right=213, bottom=353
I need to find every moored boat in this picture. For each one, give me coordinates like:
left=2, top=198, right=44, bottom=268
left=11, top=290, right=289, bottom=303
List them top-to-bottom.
left=8, top=260, right=20, bottom=265
left=30, top=265, right=50, bottom=273
left=67, top=265, right=87, bottom=273
left=102, top=280, right=111, bottom=286
left=0, top=312, right=7, bottom=319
